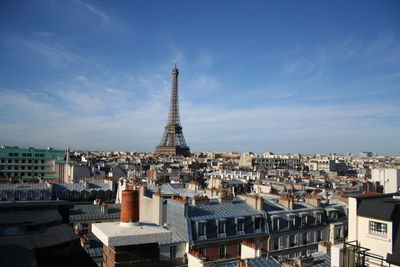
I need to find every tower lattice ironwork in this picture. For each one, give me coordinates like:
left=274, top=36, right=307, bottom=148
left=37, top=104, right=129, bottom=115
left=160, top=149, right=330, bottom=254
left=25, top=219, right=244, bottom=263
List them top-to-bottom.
left=155, top=65, right=191, bottom=157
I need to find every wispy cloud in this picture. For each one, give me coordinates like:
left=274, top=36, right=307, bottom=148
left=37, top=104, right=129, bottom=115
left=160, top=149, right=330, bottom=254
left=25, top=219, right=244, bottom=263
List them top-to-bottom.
left=74, top=0, right=112, bottom=23
left=32, top=31, right=56, bottom=38
left=21, top=37, right=83, bottom=67
left=196, top=51, right=213, bottom=67
left=75, top=75, right=87, bottom=81
left=1, top=80, right=399, bottom=154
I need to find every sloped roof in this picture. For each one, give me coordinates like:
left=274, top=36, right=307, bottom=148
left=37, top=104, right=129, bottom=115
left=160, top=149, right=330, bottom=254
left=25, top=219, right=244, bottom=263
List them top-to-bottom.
left=357, top=194, right=400, bottom=221
left=188, top=200, right=263, bottom=221
left=69, top=203, right=120, bottom=221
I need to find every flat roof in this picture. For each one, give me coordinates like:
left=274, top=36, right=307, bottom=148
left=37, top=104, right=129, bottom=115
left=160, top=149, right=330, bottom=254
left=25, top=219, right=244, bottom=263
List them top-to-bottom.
left=92, top=222, right=172, bottom=247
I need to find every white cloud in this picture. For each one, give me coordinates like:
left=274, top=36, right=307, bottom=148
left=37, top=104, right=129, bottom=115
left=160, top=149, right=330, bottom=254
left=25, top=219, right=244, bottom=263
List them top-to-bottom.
left=74, top=0, right=112, bottom=22
left=32, top=32, right=56, bottom=38
left=21, top=37, right=83, bottom=67
left=196, top=51, right=213, bottom=67
left=75, top=75, right=87, bottom=81
left=1, top=83, right=399, bottom=154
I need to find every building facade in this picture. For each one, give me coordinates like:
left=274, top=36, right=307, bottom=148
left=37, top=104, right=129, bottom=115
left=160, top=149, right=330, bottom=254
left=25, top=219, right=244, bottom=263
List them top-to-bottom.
left=0, top=146, right=65, bottom=182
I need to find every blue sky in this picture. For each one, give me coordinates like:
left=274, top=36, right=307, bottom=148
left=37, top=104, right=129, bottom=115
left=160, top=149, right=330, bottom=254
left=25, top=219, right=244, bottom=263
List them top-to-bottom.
left=0, top=0, right=399, bottom=155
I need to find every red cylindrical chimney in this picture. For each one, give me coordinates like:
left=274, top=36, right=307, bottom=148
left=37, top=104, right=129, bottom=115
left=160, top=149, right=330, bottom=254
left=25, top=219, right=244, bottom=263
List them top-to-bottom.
left=120, top=190, right=139, bottom=223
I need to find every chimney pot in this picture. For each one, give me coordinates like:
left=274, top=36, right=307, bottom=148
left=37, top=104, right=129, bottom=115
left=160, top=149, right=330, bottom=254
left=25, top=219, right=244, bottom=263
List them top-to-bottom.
left=120, top=190, right=139, bottom=223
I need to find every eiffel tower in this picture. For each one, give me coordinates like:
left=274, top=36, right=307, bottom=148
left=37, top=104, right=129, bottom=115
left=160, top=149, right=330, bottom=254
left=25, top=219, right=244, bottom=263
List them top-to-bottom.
left=155, top=65, right=191, bottom=157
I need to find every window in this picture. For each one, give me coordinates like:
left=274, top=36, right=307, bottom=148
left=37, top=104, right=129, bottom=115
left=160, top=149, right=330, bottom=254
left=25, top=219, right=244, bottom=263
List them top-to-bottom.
left=315, top=213, right=322, bottom=225
left=302, top=214, right=308, bottom=226
left=255, top=217, right=262, bottom=230
left=289, top=217, right=295, bottom=229
left=273, top=218, right=279, bottom=231
left=237, top=220, right=244, bottom=232
left=218, top=221, right=226, bottom=234
left=369, top=221, right=387, bottom=235
left=198, top=223, right=206, bottom=236
left=317, top=230, right=322, bottom=241
left=302, top=232, right=308, bottom=244
left=289, top=235, right=296, bottom=247
left=273, top=238, right=279, bottom=250
left=237, top=243, right=241, bottom=255
left=219, top=244, right=226, bottom=258
left=169, top=245, right=176, bottom=258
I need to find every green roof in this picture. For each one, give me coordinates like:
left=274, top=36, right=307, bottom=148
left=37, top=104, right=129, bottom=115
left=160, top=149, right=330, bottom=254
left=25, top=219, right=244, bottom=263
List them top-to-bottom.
left=0, top=147, right=65, bottom=160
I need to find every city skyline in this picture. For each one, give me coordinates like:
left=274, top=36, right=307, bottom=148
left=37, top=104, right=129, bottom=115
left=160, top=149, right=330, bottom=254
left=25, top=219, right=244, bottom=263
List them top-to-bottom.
left=0, top=1, right=399, bottom=155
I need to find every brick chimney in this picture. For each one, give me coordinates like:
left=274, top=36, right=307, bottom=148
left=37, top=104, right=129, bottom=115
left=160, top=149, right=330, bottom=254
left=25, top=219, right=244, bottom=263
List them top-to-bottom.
left=120, top=190, right=139, bottom=224
left=240, top=194, right=264, bottom=211
left=192, top=195, right=210, bottom=206
left=279, top=195, right=294, bottom=210
left=305, top=195, right=321, bottom=208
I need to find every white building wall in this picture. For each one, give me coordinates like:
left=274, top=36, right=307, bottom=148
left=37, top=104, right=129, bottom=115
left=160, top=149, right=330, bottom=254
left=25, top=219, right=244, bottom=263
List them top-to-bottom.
left=371, top=169, right=400, bottom=193
left=348, top=197, right=358, bottom=242
left=357, top=216, right=393, bottom=258
left=240, top=244, right=261, bottom=259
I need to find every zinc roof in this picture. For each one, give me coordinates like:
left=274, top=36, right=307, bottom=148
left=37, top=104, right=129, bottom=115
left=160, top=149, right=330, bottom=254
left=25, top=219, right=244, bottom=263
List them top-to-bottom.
left=188, top=200, right=263, bottom=221
left=69, top=203, right=120, bottom=221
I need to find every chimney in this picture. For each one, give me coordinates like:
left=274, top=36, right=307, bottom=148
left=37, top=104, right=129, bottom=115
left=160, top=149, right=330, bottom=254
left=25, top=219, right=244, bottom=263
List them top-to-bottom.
left=120, top=190, right=139, bottom=224
left=218, top=193, right=234, bottom=204
left=240, top=194, right=264, bottom=211
left=192, top=195, right=210, bottom=206
left=279, top=195, right=294, bottom=210
left=305, top=195, right=321, bottom=208
left=240, top=241, right=261, bottom=259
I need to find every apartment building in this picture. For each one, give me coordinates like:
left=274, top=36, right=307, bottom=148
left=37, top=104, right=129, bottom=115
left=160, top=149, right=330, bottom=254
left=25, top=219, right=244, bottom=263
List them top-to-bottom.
left=0, top=146, right=65, bottom=182
left=371, top=168, right=400, bottom=193
left=332, top=193, right=400, bottom=267
left=262, top=194, right=329, bottom=259
left=166, top=195, right=269, bottom=262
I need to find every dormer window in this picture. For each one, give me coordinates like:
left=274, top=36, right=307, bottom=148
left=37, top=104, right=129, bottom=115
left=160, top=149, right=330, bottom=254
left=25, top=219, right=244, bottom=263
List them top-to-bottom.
left=315, top=212, right=322, bottom=225
left=301, top=214, right=308, bottom=227
left=288, top=215, right=294, bottom=229
left=290, top=216, right=297, bottom=228
left=255, top=217, right=262, bottom=231
left=273, top=217, right=279, bottom=231
left=218, top=220, right=226, bottom=234
left=237, top=220, right=244, bottom=232
left=198, top=223, right=206, bottom=237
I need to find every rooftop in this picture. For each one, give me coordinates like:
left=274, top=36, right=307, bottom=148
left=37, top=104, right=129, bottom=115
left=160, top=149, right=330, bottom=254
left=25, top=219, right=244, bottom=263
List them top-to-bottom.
left=357, top=193, right=400, bottom=221
left=188, top=199, right=263, bottom=221
left=69, top=203, right=120, bottom=221
left=92, top=221, right=172, bottom=247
